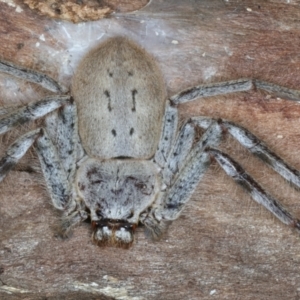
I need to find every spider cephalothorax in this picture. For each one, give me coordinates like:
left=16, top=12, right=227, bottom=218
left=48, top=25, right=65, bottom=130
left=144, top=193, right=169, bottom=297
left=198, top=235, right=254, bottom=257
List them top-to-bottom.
left=0, top=37, right=300, bottom=248
left=76, top=159, right=160, bottom=247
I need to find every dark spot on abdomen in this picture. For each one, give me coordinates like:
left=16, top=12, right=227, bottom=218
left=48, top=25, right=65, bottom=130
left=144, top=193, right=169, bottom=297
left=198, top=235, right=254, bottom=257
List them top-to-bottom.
left=107, top=69, right=113, bottom=77
left=131, top=89, right=137, bottom=112
left=104, top=90, right=112, bottom=111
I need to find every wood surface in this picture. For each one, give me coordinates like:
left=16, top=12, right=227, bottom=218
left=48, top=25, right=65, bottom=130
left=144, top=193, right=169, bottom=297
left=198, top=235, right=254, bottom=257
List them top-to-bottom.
left=1, top=0, right=300, bottom=299
left=21, top=0, right=150, bottom=22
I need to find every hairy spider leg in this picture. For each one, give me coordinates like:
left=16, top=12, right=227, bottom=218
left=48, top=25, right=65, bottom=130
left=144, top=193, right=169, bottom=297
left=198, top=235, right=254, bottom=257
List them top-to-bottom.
left=0, top=60, right=63, bottom=93
left=170, top=78, right=300, bottom=104
left=143, top=79, right=300, bottom=236
left=0, top=96, right=70, bottom=180
left=193, top=117, right=300, bottom=189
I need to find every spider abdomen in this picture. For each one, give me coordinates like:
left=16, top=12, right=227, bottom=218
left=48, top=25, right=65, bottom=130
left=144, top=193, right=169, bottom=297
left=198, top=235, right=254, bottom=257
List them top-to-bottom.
left=72, top=37, right=166, bottom=160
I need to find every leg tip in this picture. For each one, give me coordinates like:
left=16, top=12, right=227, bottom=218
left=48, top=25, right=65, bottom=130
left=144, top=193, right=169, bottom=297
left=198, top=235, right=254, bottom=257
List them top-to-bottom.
left=291, top=219, right=300, bottom=231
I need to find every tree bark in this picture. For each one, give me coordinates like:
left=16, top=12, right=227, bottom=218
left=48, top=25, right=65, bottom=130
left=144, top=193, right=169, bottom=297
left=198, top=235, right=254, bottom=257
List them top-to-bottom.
left=1, top=1, right=300, bottom=299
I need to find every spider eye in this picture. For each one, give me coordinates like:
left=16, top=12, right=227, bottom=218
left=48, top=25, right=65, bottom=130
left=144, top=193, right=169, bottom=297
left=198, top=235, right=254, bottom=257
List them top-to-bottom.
left=91, top=180, right=103, bottom=185
left=133, top=180, right=153, bottom=195
left=135, top=182, right=147, bottom=190
left=96, top=210, right=103, bottom=218
left=127, top=211, right=134, bottom=218
left=91, top=221, right=100, bottom=229
left=123, top=223, right=137, bottom=230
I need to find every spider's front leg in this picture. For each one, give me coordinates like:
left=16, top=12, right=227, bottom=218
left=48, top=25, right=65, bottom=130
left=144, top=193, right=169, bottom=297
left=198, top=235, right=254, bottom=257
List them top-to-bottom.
left=170, top=78, right=300, bottom=104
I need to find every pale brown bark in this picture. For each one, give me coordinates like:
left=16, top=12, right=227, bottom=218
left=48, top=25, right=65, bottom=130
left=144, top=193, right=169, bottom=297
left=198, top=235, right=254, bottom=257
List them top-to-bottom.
left=1, top=1, right=300, bottom=299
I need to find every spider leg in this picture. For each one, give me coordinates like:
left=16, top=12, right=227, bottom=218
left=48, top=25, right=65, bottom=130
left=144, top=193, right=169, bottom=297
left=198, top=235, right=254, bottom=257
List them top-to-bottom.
left=0, top=60, right=64, bottom=93
left=0, top=61, right=87, bottom=234
left=156, top=78, right=300, bottom=176
left=170, top=79, right=300, bottom=104
left=255, top=80, right=300, bottom=101
left=0, top=94, right=87, bottom=234
left=0, top=95, right=71, bottom=135
left=0, top=96, right=81, bottom=207
left=44, top=101, right=84, bottom=181
left=154, top=101, right=178, bottom=168
left=154, top=101, right=220, bottom=173
left=43, top=102, right=88, bottom=234
left=193, top=117, right=300, bottom=189
left=162, top=118, right=224, bottom=186
left=141, top=120, right=223, bottom=237
left=143, top=120, right=300, bottom=238
left=161, top=120, right=195, bottom=185
left=0, top=127, right=74, bottom=210
left=0, top=129, right=41, bottom=181
left=34, top=129, right=72, bottom=210
left=35, top=129, right=88, bottom=235
left=149, top=144, right=300, bottom=236
left=160, top=148, right=207, bottom=219
left=210, top=148, right=300, bottom=229
left=142, top=152, right=212, bottom=238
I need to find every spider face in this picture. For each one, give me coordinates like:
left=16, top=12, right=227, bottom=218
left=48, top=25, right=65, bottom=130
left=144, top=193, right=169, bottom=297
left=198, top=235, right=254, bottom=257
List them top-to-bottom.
left=1, top=36, right=300, bottom=248
left=76, top=159, right=160, bottom=246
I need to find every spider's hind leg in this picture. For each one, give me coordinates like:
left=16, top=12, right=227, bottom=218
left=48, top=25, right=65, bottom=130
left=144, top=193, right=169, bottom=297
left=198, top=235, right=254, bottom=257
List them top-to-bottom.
left=145, top=117, right=300, bottom=237
left=193, top=118, right=300, bottom=190
left=0, top=128, right=42, bottom=181
left=152, top=143, right=300, bottom=236
left=210, top=148, right=300, bottom=230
